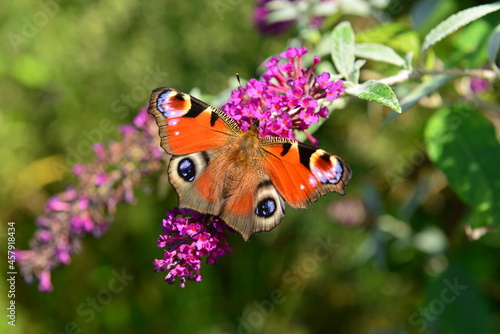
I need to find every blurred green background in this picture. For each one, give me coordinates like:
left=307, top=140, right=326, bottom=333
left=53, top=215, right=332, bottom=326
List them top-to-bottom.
left=1, top=1, right=499, bottom=333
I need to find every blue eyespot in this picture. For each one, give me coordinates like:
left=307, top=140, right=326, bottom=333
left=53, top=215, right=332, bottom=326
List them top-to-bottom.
left=178, top=158, right=196, bottom=182
left=255, top=198, right=276, bottom=218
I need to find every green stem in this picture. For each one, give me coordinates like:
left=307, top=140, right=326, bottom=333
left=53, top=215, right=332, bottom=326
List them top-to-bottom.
left=379, top=67, right=498, bottom=85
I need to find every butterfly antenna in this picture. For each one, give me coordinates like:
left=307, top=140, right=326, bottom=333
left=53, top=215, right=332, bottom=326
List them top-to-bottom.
left=236, top=73, right=242, bottom=87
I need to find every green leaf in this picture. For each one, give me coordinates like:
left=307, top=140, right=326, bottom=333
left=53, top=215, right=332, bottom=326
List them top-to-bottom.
left=420, top=2, right=500, bottom=59
left=331, top=21, right=356, bottom=83
left=487, top=24, right=500, bottom=72
left=355, top=43, right=406, bottom=67
left=404, top=51, right=414, bottom=71
left=351, top=59, right=365, bottom=85
left=381, top=74, right=453, bottom=128
left=345, top=80, right=401, bottom=113
left=425, top=105, right=500, bottom=228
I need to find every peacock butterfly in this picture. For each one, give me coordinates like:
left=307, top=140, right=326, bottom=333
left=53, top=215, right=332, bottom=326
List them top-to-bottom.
left=148, top=88, right=351, bottom=240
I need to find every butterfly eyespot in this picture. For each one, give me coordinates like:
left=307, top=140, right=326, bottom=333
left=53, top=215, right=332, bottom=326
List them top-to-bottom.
left=177, top=158, right=196, bottom=182
left=255, top=198, right=277, bottom=218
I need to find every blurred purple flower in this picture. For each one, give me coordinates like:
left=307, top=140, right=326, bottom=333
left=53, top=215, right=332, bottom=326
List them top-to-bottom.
left=254, top=0, right=337, bottom=35
left=254, top=0, right=296, bottom=35
left=222, top=46, right=344, bottom=141
left=470, top=76, right=490, bottom=95
left=16, top=106, right=166, bottom=292
left=328, top=198, right=369, bottom=227
left=153, top=208, right=233, bottom=288
left=39, top=270, right=53, bottom=292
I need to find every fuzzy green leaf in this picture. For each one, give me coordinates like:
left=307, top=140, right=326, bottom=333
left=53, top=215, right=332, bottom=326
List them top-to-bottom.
left=421, top=2, right=500, bottom=58
left=331, top=21, right=356, bottom=83
left=355, top=43, right=406, bottom=67
left=346, top=80, right=401, bottom=113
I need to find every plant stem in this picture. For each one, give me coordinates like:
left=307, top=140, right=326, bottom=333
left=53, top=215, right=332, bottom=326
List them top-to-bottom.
left=379, top=68, right=498, bottom=85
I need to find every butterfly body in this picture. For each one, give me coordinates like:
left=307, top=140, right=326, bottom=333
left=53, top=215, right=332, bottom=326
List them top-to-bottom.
left=148, top=88, right=351, bottom=241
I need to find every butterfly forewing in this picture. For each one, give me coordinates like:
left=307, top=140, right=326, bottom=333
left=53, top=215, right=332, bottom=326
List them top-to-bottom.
left=148, top=88, right=241, bottom=156
left=261, top=139, right=351, bottom=209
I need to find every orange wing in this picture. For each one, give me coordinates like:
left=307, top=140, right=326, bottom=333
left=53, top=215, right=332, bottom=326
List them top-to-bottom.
left=148, top=88, right=242, bottom=155
left=261, top=138, right=351, bottom=209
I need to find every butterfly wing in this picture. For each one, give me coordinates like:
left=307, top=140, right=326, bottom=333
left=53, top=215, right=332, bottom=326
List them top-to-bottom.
left=148, top=87, right=242, bottom=155
left=148, top=87, right=240, bottom=225
left=261, top=138, right=351, bottom=209
left=168, top=148, right=285, bottom=241
left=167, top=151, right=225, bottom=218
left=218, top=169, right=286, bottom=241
left=220, top=181, right=285, bottom=241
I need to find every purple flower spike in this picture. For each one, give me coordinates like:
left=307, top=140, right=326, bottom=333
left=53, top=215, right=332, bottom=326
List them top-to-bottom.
left=222, top=46, right=344, bottom=141
left=17, top=105, right=168, bottom=292
left=153, top=208, right=234, bottom=288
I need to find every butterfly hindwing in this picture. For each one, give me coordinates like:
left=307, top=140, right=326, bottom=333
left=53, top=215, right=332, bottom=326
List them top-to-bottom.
left=148, top=88, right=241, bottom=155
left=261, top=138, right=351, bottom=209
left=168, top=147, right=286, bottom=241
left=168, top=151, right=225, bottom=217
left=220, top=173, right=286, bottom=241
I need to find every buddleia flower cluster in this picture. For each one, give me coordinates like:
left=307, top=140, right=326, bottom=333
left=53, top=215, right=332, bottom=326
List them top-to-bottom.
left=222, top=46, right=344, bottom=142
left=16, top=108, right=164, bottom=291
left=153, top=208, right=233, bottom=288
